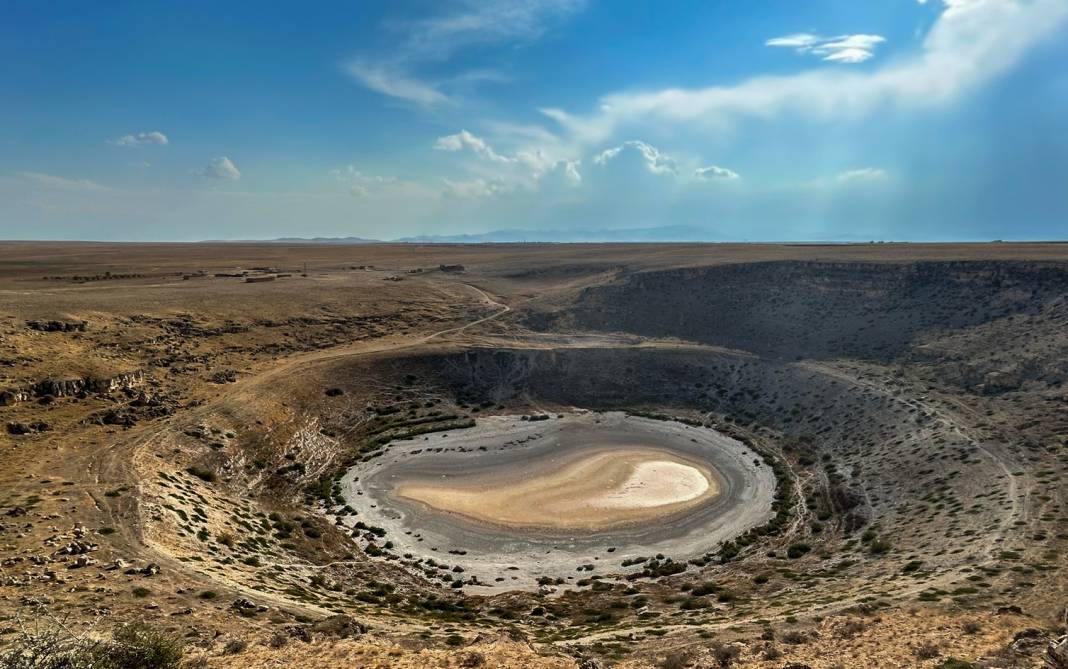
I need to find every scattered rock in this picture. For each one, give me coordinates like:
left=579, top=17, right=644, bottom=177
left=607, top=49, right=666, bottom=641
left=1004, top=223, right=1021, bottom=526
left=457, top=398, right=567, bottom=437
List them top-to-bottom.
left=26, top=320, right=87, bottom=333
left=210, top=369, right=238, bottom=384
left=7, top=423, right=32, bottom=436
left=143, top=563, right=161, bottom=576
left=310, top=614, right=366, bottom=639
left=285, top=626, right=312, bottom=643
left=1011, top=628, right=1049, bottom=655
left=1048, top=635, right=1068, bottom=669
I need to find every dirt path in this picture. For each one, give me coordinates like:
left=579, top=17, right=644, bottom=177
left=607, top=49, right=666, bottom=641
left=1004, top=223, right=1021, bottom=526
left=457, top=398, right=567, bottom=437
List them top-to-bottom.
left=72, top=281, right=513, bottom=618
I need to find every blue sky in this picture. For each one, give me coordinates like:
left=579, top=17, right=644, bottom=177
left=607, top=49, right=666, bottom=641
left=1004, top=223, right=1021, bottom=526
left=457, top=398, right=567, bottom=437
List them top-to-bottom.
left=1, top=0, right=1066, bottom=241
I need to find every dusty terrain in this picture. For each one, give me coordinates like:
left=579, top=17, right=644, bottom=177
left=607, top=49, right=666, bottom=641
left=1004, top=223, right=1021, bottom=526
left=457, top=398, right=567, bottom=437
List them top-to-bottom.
left=1, top=241, right=1066, bottom=668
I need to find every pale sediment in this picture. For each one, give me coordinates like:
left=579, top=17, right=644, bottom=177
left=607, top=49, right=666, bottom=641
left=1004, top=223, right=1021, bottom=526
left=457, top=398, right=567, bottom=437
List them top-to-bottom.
left=394, top=448, right=719, bottom=531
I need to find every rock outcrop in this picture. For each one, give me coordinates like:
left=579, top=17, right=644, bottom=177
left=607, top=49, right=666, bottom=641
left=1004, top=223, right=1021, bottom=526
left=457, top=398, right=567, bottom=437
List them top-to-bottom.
left=26, top=319, right=88, bottom=332
left=1, top=370, right=144, bottom=407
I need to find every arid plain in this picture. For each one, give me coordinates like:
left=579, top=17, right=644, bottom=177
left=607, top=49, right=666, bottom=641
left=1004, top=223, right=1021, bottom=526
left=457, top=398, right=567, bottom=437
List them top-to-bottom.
left=1, top=241, right=1067, bottom=668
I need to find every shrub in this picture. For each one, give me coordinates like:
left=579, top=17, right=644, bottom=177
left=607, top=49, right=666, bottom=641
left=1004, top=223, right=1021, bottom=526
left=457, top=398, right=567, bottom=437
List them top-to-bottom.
left=185, top=466, right=216, bottom=483
left=869, top=539, right=892, bottom=555
left=787, top=543, right=811, bottom=559
left=0, top=620, right=184, bottom=669
left=962, top=621, right=982, bottom=635
left=96, top=623, right=184, bottom=669
left=0, top=627, right=94, bottom=669
left=782, top=630, right=807, bottom=645
left=915, top=641, right=940, bottom=660
left=711, top=643, right=741, bottom=667
left=657, top=650, right=693, bottom=669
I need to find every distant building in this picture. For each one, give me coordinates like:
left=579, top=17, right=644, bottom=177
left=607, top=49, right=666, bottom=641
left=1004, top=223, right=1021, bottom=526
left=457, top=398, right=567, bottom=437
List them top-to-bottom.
left=439, top=264, right=465, bottom=273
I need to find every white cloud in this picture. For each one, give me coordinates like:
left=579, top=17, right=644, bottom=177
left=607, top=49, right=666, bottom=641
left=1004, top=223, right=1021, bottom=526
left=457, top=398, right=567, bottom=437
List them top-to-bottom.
left=346, top=0, right=585, bottom=105
left=544, top=0, right=1068, bottom=145
left=765, top=33, right=821, bottom=49
left=767, top=33, right=886, bottom=63
left=345, top=63, right=450, bottom=106
left=433, top=129, right=577, bottom=195
left=434, top=130, right=515, bottom=163
left=110, top=131, right=169, bottom=147
left=593, top=140, right=677, bottom=175
left=192, top=156, right=241, bottom=181
left=556, top=159, right=582, bottom=184
left=330, top=165, right=399, bottom=196
left=695, top=165, right=740, bottom=180
left=836, top=167, right=888, bottom=182
left=16, top=171, right=109, bottom=191
left=442, top=177, right=511, bottom=198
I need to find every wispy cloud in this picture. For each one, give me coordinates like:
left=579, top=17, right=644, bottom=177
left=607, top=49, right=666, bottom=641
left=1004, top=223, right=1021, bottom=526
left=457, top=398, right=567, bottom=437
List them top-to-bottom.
left=345, top=0, right=586, bottom=105
left=543, top=0, right=1068, bottom=145
left=766, top=33, right=886, bottom=63
left=345, top=63, right=450, bottom=107
left=435, top=130, right=516, bottom=163
left=110, top=131, right=169, bottom=147
left=593, top=141, right=677, bottom=175
left=192, top=156, right=241, bottom=181
left=327, top=165, right=440, bottom=200
left=330, top=165, right=396, bottom=196
left=695, top=165, right=740, bottom=180
left=836, top=167, right=887, bottom=182
left=16, top=171, right=109, bottom=191
left=442, top=176, right=512, bottom=198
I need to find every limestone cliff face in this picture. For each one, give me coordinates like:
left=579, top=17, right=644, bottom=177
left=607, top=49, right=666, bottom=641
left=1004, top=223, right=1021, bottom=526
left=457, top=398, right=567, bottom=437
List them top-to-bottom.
left=1, top=370, right=144, bottom=406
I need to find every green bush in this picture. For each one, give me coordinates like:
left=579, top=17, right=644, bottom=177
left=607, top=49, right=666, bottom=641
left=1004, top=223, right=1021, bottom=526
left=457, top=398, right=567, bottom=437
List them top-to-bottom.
left=787, top=543, right=811, bottom=559
left=0, top=621, right=183, bottom=669
left=95, top=624, right=183, bottom=669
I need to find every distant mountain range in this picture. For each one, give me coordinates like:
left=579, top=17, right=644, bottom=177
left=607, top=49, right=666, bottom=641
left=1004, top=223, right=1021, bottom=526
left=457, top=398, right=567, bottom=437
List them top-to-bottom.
left=207, top=225, right=722, bottom=244
left=394, top=225, right=718, bottom=243
left=234, top=236, right=384, bottom=243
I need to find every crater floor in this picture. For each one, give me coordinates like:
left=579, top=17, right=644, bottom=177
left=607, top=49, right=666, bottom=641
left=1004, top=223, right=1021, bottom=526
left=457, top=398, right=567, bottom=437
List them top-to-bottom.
left=340, top=411, right=775, bottom=590
left=395, top=447, right=719, bottom=532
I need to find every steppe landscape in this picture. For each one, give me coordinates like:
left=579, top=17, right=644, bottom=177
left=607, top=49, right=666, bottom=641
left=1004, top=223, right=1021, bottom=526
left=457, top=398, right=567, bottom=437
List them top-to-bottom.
left=1, top=241, right=1066, bottom=668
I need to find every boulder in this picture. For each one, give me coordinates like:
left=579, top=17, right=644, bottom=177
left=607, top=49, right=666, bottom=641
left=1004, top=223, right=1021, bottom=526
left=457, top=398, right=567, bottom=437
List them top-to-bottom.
left=310, top=614, right=366, bottom=638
